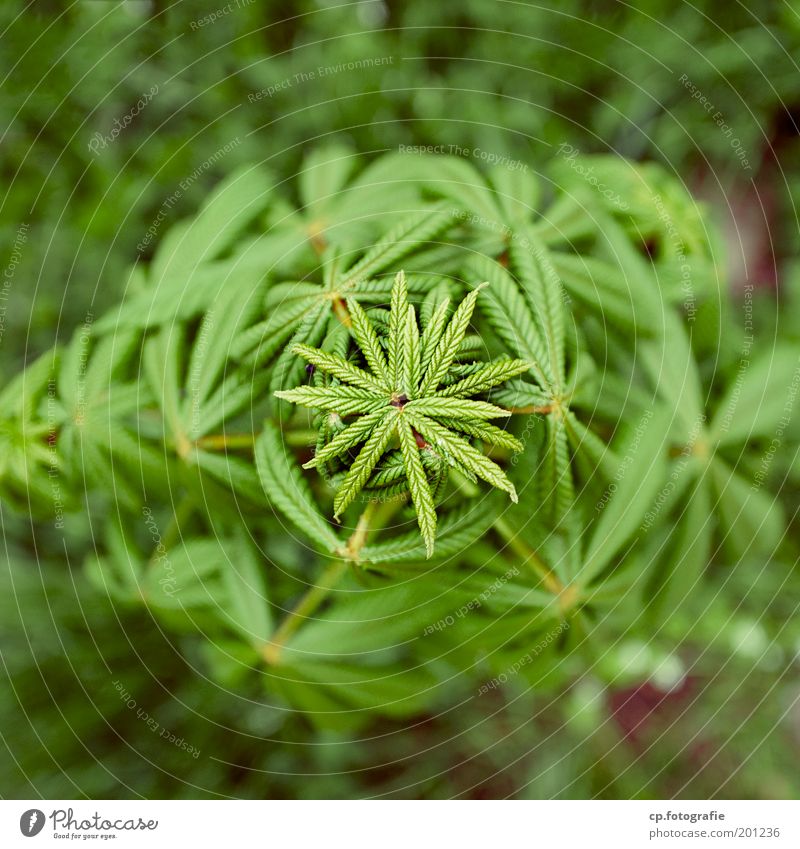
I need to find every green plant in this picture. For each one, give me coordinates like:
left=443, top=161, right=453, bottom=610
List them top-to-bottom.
left=4, top=0, right=800, bottom=800
left=2, top=149, right=798, bottom=738
left=277, top=270, right=527, bottom=556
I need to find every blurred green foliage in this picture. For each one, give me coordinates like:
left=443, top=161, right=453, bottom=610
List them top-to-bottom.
left=1, top=0, right=799, bottom=799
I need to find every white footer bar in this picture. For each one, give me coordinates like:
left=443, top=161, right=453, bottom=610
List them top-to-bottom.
left=2, top=800, right=797, bottom=848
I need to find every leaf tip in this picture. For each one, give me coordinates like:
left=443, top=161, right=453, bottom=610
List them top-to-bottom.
left=422, top=527, right=436, bottom=559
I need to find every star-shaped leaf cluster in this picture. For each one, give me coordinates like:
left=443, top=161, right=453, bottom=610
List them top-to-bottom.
left=276, top=271, right=529, bottom=557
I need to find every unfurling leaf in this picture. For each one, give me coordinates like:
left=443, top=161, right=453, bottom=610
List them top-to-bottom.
left=275, top=270, right=523, bottom=555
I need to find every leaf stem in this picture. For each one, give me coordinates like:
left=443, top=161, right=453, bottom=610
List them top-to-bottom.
left=332, top=297, right=351, bottom=327
left=507, top=404, right=553, bottom=415
left=285, top=428, right=321, bottom=446
left=194, top=429, right=319, bottom=451
left=195, top=432, right=257, bottom=451
left=449, top=470, right=575, bottom=608
left=341, top=500, right=378, bottom=560
left=262, top=501, right=378, bottom=665
left=492, top=516, right=563, bottom=595
left=261, top=559, right=349, bottom=665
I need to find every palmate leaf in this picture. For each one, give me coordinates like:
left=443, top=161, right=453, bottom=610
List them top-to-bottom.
left=14, top=139, right=799, bottom=739
left=299, top=145, right=358, bottom=217
left=386, top=152, right=502, bottom=223
left=487, top=162, right=540, bottom=224
left=150, top=165, right=274, bottom=281
left=336, top=202, right=456, bottom=291
left=128, top=207, right=281, bottom=327
left=234, top=223, right=461, bottom=395
left=509, top=226, right=567, bottom=389
left=465, top=253, right=553, bottom=389
left=387, top=270, right=409, bottom=387
left=275, top=271, right=523, bottom=556
left=419, top=283, right=486, bottom=394
left=183, top=287, right=267, bottom=440
left=419, top=295, right=451, bottom=374
left=346, top=296, right=389, bottom=384
left=142, top=298, right=268, bottom=463
left=402, top=304, right=422, bottom=397
left=45, top=325, right=174, bottom=509
left=291, top=344, right=385, bottom=393
left=710, top=344, right=800, bottom=447
left=0, top=349, right=59, bottom=509
left=437, top=357, right=530, bottom=398
left=276, top=385, right=386, bottom=416
left=406, top=397, right=511, bottom=420
left=580, top=405, right=673, bottom=585
left=303, top=410, right=387, bottom=469
left=333, top=412, right=397, bottom=519
left=406, top=412, right=517, bottom=502
left=433, top=417, right=523, bottom=452
left=398, top=418, right=437, bottom=558
left=255, top=421, right=341, bottom=553
left=710, top=457, right=786, bottom=556
left=360, top=497, right=502, bottom=564
left=139, top=533, right=272, bottom=650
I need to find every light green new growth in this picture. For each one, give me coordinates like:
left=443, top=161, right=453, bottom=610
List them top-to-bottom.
left=275, top=271, right=529, bottom=557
